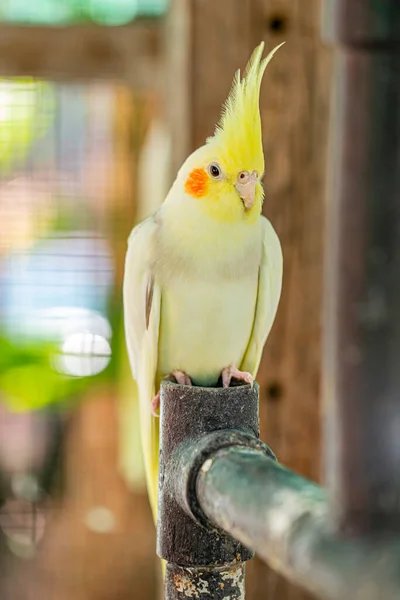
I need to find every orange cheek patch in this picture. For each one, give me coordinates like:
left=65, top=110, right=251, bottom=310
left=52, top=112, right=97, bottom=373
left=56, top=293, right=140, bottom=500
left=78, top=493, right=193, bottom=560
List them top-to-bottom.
left=184, top=168, right=208, bottom=198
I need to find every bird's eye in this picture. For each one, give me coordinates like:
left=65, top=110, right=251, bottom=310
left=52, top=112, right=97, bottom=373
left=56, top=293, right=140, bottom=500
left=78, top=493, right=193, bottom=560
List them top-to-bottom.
left=208, top=163, right=222, bottom=179
left=239, top=171, right=249, bottom=180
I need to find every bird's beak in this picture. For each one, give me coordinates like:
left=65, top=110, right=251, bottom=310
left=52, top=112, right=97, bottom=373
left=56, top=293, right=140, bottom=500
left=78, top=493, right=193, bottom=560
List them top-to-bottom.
left=235, top=171, right=258, bottom=210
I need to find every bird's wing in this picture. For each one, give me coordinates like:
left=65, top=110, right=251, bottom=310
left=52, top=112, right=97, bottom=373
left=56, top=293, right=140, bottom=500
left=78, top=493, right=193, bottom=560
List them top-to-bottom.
left=122, top=216, right=161, bottom=521
left=241, top=216, right=283, bottom=377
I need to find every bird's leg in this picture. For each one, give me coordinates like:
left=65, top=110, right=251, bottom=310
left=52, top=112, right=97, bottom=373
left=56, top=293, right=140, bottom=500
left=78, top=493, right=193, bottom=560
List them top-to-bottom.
left=222, top=365, right=253, bottom=388
left=172, top=370, right=192, bottom=386
left=151, top=391, right=161, bottom=417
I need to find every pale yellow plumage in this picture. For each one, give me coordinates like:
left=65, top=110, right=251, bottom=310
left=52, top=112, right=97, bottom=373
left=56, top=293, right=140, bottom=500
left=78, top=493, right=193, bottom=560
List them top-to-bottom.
left=121, top=42, right=284, bottom=563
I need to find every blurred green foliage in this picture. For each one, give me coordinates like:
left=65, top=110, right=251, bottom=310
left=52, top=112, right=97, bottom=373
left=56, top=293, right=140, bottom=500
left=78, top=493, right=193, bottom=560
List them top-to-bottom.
left=0, top=0, right=168, bottom=26
left=0, top=335, right=109, bottom=412
left=0, top=337, right=95, bottom=412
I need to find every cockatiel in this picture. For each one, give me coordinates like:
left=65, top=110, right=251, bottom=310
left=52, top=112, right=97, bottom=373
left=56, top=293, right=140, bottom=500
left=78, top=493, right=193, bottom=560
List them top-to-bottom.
left=123, top=41, right=284, bottom=530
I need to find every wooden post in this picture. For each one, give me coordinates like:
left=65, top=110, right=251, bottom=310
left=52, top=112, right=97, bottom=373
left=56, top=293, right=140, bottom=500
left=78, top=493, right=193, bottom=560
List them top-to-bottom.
left=166, top=0, right=332, bottom=597
left=250, top=4, right=332, bottom=596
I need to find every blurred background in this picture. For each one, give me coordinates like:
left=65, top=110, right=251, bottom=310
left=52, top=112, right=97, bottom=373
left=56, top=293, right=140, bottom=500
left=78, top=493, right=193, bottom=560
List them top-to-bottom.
left=0, top=1, right=331, bottom=599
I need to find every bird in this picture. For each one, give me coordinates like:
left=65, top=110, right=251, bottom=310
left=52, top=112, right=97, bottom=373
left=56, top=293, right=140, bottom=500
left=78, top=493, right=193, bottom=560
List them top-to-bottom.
left=122, top=41, right=284, bottom=538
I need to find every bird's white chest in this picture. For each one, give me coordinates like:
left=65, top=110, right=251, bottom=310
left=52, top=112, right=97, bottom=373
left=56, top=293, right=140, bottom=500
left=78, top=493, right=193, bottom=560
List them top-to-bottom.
left=157, top=274, right=258, bottom=385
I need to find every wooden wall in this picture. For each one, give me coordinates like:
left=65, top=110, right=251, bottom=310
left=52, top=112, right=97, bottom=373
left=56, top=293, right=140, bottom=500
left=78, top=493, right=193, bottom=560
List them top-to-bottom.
left=168, top=0, right=332, bottom=597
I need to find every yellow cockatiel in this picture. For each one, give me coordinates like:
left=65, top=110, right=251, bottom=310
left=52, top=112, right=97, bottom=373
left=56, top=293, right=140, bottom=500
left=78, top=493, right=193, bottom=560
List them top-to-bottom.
left=123, top=42, right=284, bottom=528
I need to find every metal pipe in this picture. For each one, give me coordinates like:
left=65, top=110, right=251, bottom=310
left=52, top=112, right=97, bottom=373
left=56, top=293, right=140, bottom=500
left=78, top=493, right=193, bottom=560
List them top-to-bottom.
left=322, top=0, right=400, bottom=533
left=157, top=380, right=270, bottom=599
left=158, top=381, right=400, bottom=600
left=196, top=446, right=400, bottom=600
left=164, top=563, right=246, bottom=600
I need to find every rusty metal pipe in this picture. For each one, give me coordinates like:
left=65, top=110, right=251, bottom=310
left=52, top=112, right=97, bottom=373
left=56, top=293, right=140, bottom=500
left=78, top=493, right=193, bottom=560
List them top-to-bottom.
left=157, top=380, right=270, bottom=599
left=164, top=564, right=246, bottom=600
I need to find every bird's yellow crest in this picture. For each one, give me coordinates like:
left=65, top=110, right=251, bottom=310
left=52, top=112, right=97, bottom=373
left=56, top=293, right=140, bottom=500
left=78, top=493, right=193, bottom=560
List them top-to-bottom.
left=208, top=41, right=285, bottom=177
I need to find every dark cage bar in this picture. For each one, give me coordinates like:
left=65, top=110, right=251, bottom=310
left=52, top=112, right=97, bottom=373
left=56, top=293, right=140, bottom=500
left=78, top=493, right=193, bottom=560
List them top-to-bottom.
left=322, top=0, right=400, bottom=534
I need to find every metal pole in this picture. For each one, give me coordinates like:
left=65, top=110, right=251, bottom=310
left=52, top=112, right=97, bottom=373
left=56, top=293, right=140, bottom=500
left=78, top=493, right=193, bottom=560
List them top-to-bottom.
left=322, top=0, right=400, bottom=533
left=157, top=379, right=400, bottom=600
left=157, top=380, right=270, bottom=599
left=196, top=446, right=400, bottom=600
left=164, top=564, right=245, bottom=600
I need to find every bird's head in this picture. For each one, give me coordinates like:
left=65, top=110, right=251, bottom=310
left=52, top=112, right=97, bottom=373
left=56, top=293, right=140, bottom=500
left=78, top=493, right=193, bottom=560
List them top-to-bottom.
left=174, top=42, right=284, bottom=225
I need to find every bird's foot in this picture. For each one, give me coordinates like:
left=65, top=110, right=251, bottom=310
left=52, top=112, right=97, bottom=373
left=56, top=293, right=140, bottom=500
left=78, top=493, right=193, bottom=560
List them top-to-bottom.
left=222, top=365, right=253, bottom=388
left=172, top=370, right=192, bottom=386
left=151, top=371, right=192, bottom=417
left=151, top=391, right=161, bottom=417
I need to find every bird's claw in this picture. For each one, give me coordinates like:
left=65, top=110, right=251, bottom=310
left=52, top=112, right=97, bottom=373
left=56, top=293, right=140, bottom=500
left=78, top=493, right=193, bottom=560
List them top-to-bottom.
left=222, top=365, right=253, bottom=388
left=172, top=370, right=192, bottom=387
left=151, top=371, right=192, bottom=416
left=151, top=391, right=160, bottom=417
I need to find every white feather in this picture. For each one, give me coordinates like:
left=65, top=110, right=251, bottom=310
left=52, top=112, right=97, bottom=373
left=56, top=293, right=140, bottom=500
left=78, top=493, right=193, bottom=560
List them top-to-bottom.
left=122, top=216, right=161, bottom=519
left=241, top=216, right=283, bottom=374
